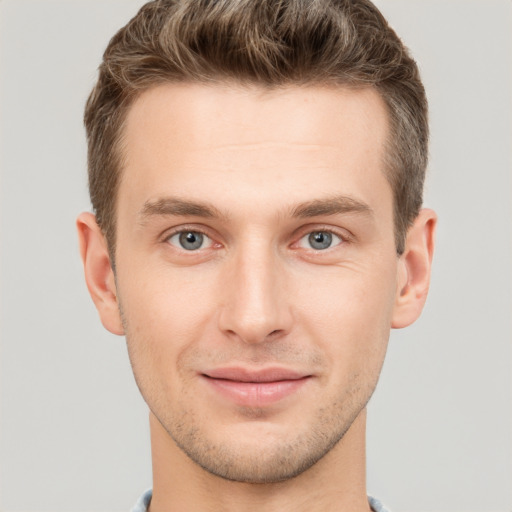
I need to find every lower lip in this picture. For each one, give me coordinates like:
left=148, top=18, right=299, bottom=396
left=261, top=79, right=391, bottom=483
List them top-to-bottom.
left=202, top=376, right=310, bottom=407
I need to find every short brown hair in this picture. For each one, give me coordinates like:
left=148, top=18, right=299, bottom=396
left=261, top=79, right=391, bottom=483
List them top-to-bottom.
left=85, top=0, right=428, bottom=256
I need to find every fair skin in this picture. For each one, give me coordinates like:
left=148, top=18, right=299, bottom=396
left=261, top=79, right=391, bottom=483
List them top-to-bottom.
left=78, top=83, right=436, bottom=512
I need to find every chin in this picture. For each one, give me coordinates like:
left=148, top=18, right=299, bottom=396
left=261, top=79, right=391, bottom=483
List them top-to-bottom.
left=164, top=406, right=356, bottom=484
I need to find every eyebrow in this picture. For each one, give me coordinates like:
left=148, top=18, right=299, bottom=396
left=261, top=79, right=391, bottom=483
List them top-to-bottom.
left=138, top=194, right=373, bottom=224
left=290, top=195, right=373, bottom=219
left=138, top=197, right=225, bottom=224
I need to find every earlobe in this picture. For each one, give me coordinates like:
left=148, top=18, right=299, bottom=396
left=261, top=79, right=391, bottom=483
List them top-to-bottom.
left=391, top=208, right=437, bottom=329
left=76, top=212, right=125, bottom=335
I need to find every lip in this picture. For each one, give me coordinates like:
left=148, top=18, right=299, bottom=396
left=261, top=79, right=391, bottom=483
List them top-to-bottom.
left=201, top=367, right=312, bottom=407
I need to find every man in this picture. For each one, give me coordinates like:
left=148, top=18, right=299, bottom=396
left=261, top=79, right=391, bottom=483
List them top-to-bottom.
left=77, top=0, right=436, bottom=510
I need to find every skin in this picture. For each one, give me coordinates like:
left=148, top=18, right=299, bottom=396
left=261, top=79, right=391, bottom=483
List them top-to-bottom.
left=78, top=83, right=436, bottom=512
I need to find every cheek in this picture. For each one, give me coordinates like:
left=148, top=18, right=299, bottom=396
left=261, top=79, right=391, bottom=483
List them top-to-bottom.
left=118, top=258, right=217, bottom=331
left=295, top=262, right=397, bottom=364
left=116, top=264, right=218, bottom=384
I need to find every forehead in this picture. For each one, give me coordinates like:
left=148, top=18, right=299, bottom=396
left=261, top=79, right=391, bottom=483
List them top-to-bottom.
left=119, top=82, right=391, bottom=220
left=123, top=82, right=388, bottom=154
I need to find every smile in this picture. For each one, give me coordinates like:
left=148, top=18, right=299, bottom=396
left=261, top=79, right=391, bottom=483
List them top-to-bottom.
left=201, top=367, right=312, bottom=407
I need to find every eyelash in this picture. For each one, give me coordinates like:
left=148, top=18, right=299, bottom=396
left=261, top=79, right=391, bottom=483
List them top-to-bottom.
left=161, top=225, right=351, bottom=253
left=294, top=225, right=351, bottom=251
left=163, top=226, right=215, bottom=251
left=297, top=230, right=344, bottom=251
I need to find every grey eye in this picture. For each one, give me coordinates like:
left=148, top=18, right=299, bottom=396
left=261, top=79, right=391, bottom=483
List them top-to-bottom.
left=168, top=231, right=211, bottom=251
left=298, top=231, right=342, bottom=250
left=309, top=232, right=332, bottom=250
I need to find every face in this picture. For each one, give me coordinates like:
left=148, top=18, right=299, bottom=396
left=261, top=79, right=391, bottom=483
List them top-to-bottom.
left=112, top=83, right=401, bottom=483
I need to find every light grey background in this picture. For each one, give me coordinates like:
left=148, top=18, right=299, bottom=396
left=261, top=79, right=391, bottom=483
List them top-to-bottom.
left=0, top=1, right=510, bottom=511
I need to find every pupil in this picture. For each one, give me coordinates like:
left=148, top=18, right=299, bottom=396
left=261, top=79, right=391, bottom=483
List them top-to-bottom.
left=309, top=231, right=332, bottom=250
left=179, top=232, right=203, bottom=250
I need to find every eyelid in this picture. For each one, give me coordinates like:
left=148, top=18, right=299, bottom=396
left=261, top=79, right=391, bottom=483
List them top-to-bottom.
left=159, top=223, right=353, bottom=253
left=161, top=224, right=220, bottom=249
left=292, top=224, right=353, bottom=246
left=167, top=231, right=213, bottom=250
left=297, top=231, right=343, bottom=250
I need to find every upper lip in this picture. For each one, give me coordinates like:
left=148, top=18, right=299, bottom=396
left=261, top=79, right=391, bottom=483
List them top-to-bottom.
left=202, top=367, right=310, bottom=383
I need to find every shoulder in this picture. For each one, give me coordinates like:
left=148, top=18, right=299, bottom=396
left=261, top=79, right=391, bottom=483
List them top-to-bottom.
left=131, top=489, right=152, bottom=512
left=131, top=490, right=390, bottom=511
left=368, top=495, right=392, bottom=512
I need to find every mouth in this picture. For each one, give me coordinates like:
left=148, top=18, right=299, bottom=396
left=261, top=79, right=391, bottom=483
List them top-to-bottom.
left=200, top=367, right=312, bottom=407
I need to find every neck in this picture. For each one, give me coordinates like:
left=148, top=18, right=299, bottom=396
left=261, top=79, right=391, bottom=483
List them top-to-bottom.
left=148, top=409, right=371, bottom=512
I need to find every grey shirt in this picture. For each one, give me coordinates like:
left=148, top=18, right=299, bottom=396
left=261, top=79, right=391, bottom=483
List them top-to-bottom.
left=131, top=489, right=391, bottom=511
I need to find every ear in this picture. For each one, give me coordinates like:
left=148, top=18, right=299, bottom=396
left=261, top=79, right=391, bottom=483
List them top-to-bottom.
left=392, top=208, right=437, bottom=329
left=76, top=212, right=124, bottom=335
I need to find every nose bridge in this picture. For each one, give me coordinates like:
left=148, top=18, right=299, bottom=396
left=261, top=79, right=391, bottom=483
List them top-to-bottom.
left=219, top=235, right=291, bottom=343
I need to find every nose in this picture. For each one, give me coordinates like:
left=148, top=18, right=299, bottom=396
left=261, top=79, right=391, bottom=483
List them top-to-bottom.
left=218, top=241, right=293, bottom=344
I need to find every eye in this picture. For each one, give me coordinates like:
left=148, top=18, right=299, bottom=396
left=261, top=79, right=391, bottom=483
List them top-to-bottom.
left=298, top=230, right=343, bottom=251
left=167, top=231, right=213, bottom=251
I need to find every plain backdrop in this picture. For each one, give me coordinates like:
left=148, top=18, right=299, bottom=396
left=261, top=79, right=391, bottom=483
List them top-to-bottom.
left=0, top=1, right=511, bottom=511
